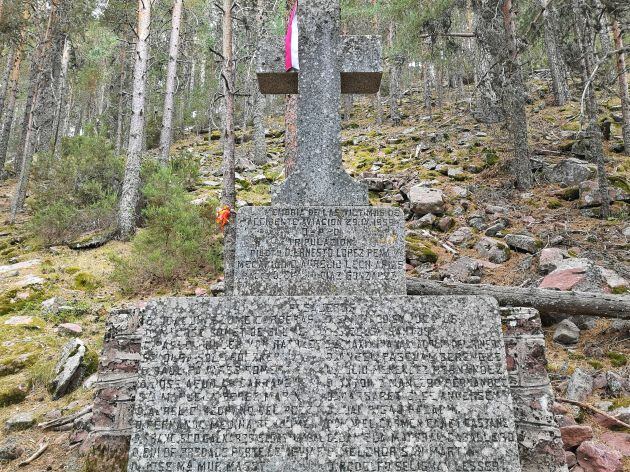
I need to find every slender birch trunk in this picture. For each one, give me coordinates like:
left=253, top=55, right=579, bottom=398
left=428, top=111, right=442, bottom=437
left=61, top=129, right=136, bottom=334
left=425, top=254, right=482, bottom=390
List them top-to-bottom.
left=118, top=0, right=151, bottom=239
left=159, top=0, right=183, bottom=165
left=221, top=0, right=237, bottom=294
left=251, top=0, right=267, bottom=165
left=611, top=19, right=630, bottom=155
left=52, top=36, right=71, bottom=160
left=115, top=46, right=127, bottom=156
left=0, top=47, right=21, bottom=176
left=423, top=61, right=432, bottom=117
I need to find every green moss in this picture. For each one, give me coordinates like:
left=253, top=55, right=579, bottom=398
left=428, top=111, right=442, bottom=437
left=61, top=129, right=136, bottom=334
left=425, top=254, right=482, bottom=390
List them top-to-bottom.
left=383, top=147, right=395, bottom=155
left=482, top=148, right=499, bottom=167
left=609, top=175, right=630, bottom=194
left=560, top=187, right=580, bottom=201
left=547, top=198, right=562, bottom=209
left=406, top=236, right=438, bottom=263
left=64, top=266, right=81, bottom=274
left=73, top=272, right=100, bottom=291
left=611, top=286, right=628, bottom=294
left=0, top=288, right=49, bottom=317
left=84, top=349, right=100, bottom=376
left=607, top=351, right=628, bottom=367
left=0, top=352, right=36, bottom=377
left=568, top=352, right=585, bottom=361
left=28, top=358, right=56, bottom=390
left=587, top=359, right=604, bottom=370
left=0, top=375, right=29, bottom=407
left=612, top=397, right=630, bottom=409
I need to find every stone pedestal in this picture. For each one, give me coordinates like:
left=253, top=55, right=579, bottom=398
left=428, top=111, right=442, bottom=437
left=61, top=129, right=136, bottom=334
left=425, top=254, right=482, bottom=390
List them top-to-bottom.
left=128, top=296, right=521, bottom=472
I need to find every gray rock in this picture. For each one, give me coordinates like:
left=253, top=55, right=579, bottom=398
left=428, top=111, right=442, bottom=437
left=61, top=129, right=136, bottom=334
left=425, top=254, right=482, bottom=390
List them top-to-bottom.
left=545, top=158, right=596, bottom=186
left=422, top=159, right=437, bottom=170
left=447, top=167, right=464, bottom=179
left=579, top=179, right=630, bottom=208
left=408, top=186, right=445, bottom=215
left=408, top=213, right=436, bottom=229
left=467, top=213, right=487, bottom=231
left=436, top=216, right=455, bottom=232
left=485, top=219, right=509, bottom=237
left=448, top=226, right=475, bottom=246
left=623, top=226, right=630, bottom=238
left=504, top=234, right=541, bottom=254
left=475, top=237, right=510, bottom=264
left=538, top=248, right=564, bottom=274
left=441, top=257, right=483, bottom=283
left=569, top=316, right=597, bottom=331
left=553, top=319, right=580, bottom=345
left=608, top=319, right=630, bottom=335
left=51, top=338, right=87, bottom=399
left=566, top=368, right=593, bottom=402
left=606, top=371, right=627, bottom=396
left=611, top=407, right=630, bottom=424
left=5, top=412, right=36, bottom=431
left=0, top=437, right=23, bottom=462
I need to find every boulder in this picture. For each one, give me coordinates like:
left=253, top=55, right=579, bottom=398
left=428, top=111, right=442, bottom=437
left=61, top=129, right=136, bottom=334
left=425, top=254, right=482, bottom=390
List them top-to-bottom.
left=545, top=158, right=596, bottom=186
left=579, top=180, right=630, bottom=208
left=408, top=186, right=445, bottom=215
left=436, top=217, right=455, bottom=232
left=484, top=219, right=509, bottom=237
left=448, top=227, right=475, bottom=246
left=504, top=234, right=541, bottom=254
left=474, top=237, right=510, bottom=264
left=539, top=248, right=564, bottom=274
left=441, top=257, right=483, bottom=283
left=539, top=258, right=605, bottom=292
left=0, top=259, right=41, bottom=277
left=600, top=268, right=628, bottom=293
left=4, top=316, right=44, bottom=329
left=553, top=319, right=580, bottom=345
left=58, top=323, right=83, bottom=336
left=50, top=338, right=87, bottom=399
left=566, top=368, right=593, bottom=402
left=4, top=412, right=36, bottom=431
left=561, top=425, right=594, bottom=449
left=601, top=432, right=630, bottom=457
left=0, top=437, right=23, bottom=462
left=576, top=441, right=623, bottom=472
left=565, top=451, right=577, bottom=468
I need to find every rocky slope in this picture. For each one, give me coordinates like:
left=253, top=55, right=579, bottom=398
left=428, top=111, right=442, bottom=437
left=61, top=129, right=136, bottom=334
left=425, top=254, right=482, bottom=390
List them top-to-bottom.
left=0, top=82, right=628, bottom=471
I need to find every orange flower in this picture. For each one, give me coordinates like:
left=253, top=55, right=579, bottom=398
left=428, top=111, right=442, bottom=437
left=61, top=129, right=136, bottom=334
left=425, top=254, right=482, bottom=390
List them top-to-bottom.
left=216, top=206, right=232, bottom=230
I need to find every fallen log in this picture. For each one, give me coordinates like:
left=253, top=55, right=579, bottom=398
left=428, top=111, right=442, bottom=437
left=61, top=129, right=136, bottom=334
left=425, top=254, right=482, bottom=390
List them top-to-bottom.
left=406, top=278, right=630, bottom=320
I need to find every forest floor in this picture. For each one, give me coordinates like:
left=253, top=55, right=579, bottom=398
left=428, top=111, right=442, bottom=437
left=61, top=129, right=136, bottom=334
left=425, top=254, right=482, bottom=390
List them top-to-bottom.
left=0, top=79, right=628, bottom=470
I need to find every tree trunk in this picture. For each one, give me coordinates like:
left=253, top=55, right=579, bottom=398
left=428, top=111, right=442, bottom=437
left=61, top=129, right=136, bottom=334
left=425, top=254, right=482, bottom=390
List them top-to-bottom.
left=11, top=0, right=60, bottom=220
left=117, top=0, right=151, bottom=240
left=158, top=0, right=183, bottom=165
left=221, top=0, right=237, bottom=294
left=251, top=0, right=267, bottom=165
left=501, top=0, right=533, bottom=190
left=539, top=0, right=570, bottom=105
left=573, top=0, right=610, bottom=218
left=611, top=19, right=630, bottom=155
left=52, top=35, right=71, bottom=160
left=115, top=46, right=127, bottom=156
left=0, top=47, right=21, bottom=176
left=0, top=49, right=15, bottom=124
left=473, top=50, right=504, bottom=123
left=389, top=56, right=402, bottom=124
left=422, top=61, right=432, bottom=115
left=374, top=90, right=383, bottom=125
left=343, top=94, right=353, bottom=121
left=406, top=278, right=630, bottom=320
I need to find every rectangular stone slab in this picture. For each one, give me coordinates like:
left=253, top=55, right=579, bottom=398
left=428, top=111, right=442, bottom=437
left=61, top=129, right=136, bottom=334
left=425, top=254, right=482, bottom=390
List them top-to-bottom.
left=257, top=36, right=382, bottom=94
left=234, top=206, right=406, bottom=296
left=128, top=296, right=522, bottom=472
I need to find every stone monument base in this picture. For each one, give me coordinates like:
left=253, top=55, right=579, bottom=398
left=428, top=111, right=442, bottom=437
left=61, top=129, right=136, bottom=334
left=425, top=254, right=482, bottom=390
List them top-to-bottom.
left=128, top=296, right=522, bottom=472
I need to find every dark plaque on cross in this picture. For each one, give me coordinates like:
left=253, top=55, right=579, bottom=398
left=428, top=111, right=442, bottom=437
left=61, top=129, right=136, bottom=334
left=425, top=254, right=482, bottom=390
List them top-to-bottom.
left=257, top=0, right=382, bottom=206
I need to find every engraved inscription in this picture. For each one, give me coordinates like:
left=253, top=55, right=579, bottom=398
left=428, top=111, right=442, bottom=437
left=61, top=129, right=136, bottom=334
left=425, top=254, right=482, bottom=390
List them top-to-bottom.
left=234, top=207, right=406, bottom=296
left=128, top=296, right=522, bottom=472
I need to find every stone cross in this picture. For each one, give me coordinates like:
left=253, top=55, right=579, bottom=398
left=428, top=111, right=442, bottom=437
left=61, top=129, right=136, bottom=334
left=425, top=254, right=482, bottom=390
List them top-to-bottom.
left=257, top=0, right=382, bottom=206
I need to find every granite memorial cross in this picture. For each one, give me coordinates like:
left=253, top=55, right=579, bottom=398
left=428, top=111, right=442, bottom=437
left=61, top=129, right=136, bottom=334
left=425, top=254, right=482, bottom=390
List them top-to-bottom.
left=256, top=0, right=382, bottom=206
left=126, top=1, right=523, bottom=470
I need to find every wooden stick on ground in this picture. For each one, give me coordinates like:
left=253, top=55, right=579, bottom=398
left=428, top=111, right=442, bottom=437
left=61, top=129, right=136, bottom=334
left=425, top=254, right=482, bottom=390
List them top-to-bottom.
left=406, top=278, right=630, bottom=320
left=557, top=397, right=630, bottom=430
left=38, top=405, right=92, bottom=431
left=18, top=443, right=48, bottom=467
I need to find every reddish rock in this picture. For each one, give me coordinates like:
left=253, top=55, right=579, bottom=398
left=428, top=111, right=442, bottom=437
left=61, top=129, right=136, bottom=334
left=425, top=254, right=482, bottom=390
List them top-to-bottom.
left=540, top=268, right=586, bottom=291
left=194, top=287, right=207, bottom=297
left=58, top=323, right=83, bottom=335
left=552, top=402, right=571, bottom=415
left=558, top=415, right=578, bottom=427
left=561, top=425, right=594, bottom=449
left=601, top=432, right=630, bottom=457
left=576, top=441, right=623, bottom=472
left=565, top=451, right=577, bottom=467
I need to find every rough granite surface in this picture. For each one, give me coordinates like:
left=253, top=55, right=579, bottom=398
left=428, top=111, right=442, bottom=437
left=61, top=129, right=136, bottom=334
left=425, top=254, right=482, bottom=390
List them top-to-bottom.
left=234, top=206, right=406, bottom=296
left=128, top=296, right=522, bottom=472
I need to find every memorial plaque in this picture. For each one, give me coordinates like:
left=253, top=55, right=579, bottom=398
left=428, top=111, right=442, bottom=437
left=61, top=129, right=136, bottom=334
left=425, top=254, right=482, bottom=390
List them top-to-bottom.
left=234, top=206, right=406, bottom=296
left=128, top=296, right=522, bottom=472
